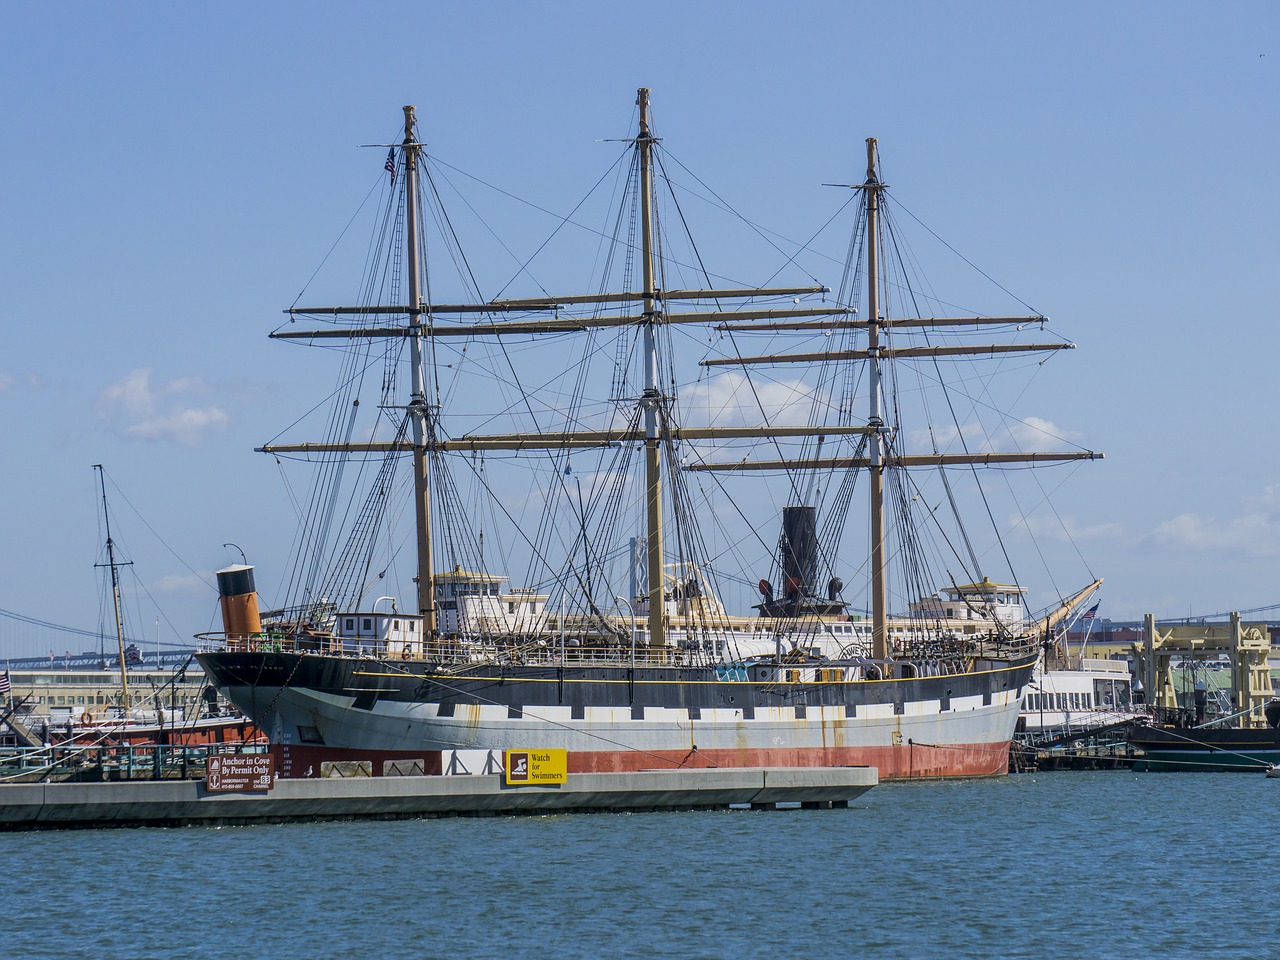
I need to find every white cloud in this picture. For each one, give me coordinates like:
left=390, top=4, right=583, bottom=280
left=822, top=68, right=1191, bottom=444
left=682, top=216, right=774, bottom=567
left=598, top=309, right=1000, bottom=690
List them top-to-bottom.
left=96, top=368, right=229, bottom=446
left=0, top=371, right=40, bottom=393
left=681, top=371, right=816, bottom=427
left=161, top=376, right=206, bottom=396
left=125, top=407, right=230, bottom=442
left=909, top=415, right=1082, bottom=454
left=1010, top=416, right=1082, bottom=448
left=1145, top=485, right=1280, bottom=557
left=1008, top=513, right=1126, bottom=543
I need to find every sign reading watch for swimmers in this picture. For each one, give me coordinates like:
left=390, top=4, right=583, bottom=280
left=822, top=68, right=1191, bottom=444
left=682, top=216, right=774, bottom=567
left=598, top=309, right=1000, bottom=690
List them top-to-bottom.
left=504, top=749, right=568, bottom=785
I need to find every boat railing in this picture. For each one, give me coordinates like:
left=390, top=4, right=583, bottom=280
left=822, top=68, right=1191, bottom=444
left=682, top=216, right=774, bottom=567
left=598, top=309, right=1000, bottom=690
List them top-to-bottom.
left=195, top=629, right=1041, bottom=674
left=194, top=632, right=715, bottom=667
left=196, top=632, right=343, bottom=655
left=455, top=642, right=707, bottom=669
left=1145, top=702, right=1268, bottom=729
left=1018, top=707, right=1146, bottom=749
left=0, top=740, right=268, bottom=784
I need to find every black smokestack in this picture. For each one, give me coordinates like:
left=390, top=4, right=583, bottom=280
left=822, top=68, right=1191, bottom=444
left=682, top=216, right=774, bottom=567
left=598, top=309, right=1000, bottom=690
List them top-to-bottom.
left=780, top=506, right=818, bottom=597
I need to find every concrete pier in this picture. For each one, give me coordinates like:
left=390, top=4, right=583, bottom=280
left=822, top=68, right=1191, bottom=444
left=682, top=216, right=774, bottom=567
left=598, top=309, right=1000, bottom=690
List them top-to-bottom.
left=0, top=766, right=876, bottom=830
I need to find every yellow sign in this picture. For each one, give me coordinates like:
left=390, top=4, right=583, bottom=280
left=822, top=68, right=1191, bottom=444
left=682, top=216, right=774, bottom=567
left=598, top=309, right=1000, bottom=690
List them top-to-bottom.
left=504, top=749, right=568, bottom=785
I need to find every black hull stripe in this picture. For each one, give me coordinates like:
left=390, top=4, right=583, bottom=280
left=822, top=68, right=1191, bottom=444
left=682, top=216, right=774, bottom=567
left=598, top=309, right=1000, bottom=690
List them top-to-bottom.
left=198, top=652, right=1033, bottom=714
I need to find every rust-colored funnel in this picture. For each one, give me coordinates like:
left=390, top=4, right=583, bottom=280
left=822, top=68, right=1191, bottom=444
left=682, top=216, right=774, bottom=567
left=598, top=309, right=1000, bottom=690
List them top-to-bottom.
left=216, top=564, right=262, bottom=640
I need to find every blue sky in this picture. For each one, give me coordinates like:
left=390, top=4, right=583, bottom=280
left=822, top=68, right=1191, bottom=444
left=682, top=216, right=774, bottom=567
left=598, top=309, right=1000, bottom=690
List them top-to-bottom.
left=1, top=1, right=1277, bottom=659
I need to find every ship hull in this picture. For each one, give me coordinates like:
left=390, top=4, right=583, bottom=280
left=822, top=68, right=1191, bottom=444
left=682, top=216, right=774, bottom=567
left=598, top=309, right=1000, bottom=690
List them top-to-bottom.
left=197, top=651, right=1035, bottom=780
left=1126, top=724, right=1280, bottom=772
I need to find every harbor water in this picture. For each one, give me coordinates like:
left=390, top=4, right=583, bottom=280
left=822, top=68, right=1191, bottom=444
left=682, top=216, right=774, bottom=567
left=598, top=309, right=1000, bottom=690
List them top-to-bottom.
left=3, top=771, right=1269, bottom=959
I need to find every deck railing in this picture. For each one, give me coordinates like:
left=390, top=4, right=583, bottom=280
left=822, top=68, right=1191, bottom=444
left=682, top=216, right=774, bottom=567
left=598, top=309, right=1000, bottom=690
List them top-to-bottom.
left=195, top=628, right=1036, bottom=675
left=195, top=632, right=712, bottom=667
left=0, top=741, right=266, bottom=784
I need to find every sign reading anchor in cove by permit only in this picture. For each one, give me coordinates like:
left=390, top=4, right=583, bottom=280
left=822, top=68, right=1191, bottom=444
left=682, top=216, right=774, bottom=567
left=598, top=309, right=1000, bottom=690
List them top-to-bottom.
left=504, top=749, right=568, bottom=786
left=205, top=754, right=275, bottom=792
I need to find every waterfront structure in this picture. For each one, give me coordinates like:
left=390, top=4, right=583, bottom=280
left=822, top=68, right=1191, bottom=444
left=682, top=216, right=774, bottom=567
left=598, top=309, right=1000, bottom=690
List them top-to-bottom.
left=1125, top=613, right=1280, bottom=770
left=0, top=664, right=251, bottom=748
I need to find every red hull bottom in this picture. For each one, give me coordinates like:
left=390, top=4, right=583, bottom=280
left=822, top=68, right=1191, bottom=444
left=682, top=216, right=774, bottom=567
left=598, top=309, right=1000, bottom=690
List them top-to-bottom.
left=269, top=741, right=1010, bottom=781
left=267, top=742, right=1008, bottom=783
left=564, top=742, right=1011, bottom=780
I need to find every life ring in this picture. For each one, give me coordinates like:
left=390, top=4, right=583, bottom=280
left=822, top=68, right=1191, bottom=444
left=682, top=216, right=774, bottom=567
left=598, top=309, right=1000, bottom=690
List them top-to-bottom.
left=81, top=712, right=93, bottom=725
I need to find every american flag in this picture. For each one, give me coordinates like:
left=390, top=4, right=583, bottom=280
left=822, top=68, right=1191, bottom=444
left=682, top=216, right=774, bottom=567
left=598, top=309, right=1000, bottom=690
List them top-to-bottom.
left=385, top=148, right=396, bottom=184
left=1082, top=603, right=1099, bottom=619
left=0, top=669, right=10, bottom=696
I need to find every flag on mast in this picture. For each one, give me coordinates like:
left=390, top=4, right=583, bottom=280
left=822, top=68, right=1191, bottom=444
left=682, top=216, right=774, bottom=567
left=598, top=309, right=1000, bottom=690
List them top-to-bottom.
left=385, top=148, right=396, bottom=185
left=1082, top=603, right=1099, bottom=619
left=0, top=669, right=10, bottom=695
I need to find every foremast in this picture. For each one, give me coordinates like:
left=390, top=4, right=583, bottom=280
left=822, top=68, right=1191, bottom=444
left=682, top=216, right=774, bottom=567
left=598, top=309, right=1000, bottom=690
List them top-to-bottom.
left=636, top=88, right=666, bottom=650
left=401, top=106, right=437, bottom=632
left=863, top=139, right=890, bottom=661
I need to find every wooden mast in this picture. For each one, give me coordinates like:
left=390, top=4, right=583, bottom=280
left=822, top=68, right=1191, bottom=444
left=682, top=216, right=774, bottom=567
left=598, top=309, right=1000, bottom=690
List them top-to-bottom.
left=637, top=87, right=666, bottom=650
left=402, top=106, right=436, bottom=633
left=864, top=139, right=891, bottom=663
left=93, top=465, right=131, bottom=711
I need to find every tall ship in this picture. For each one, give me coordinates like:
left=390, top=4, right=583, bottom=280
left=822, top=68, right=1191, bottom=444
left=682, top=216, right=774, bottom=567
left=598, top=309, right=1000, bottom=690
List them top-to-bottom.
left=196, top=92, right=1103, bottom=779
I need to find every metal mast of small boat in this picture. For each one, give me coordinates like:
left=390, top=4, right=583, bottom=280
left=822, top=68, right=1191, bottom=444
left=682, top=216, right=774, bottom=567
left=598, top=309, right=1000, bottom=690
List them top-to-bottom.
left=636, top=88, right=667, bottom=651
left=401, top=105, right=437, bottom=634
left=862, top=139, right=890, bottom=663
left=93, top=464, right=131, bottom=710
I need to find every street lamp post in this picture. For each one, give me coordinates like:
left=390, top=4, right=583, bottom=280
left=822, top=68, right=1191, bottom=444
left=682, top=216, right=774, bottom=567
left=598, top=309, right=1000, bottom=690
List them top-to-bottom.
left=613, top=595, right=637, bottom=669
left=614, top=595, right=637, bottom=703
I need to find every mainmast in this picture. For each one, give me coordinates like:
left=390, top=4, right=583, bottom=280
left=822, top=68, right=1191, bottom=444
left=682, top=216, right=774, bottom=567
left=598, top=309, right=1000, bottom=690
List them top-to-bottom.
left=636, top=87, right=667, bottom=651
left=402, top=105, right=437, bottom=633
left=863, top=139, right=890, bottom=662
left=93, top=465, right=131, bottom=711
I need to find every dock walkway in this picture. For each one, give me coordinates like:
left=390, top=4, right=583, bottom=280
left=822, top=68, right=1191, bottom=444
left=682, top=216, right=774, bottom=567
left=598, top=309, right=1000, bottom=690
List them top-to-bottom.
left=0, top=766, right=877, bottom=830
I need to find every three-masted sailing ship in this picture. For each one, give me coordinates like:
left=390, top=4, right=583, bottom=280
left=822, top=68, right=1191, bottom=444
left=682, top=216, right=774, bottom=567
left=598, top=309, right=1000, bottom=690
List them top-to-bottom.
left=196, top=91, right=1102, bottom=779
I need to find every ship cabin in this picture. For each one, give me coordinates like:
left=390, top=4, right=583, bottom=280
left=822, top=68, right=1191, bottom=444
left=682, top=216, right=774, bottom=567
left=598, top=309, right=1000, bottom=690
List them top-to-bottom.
left=433, top=566, right=549, bottom=635
left=910, top=577, right=1028, bottom=627
left=334, top=610, right=425, bottom=658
